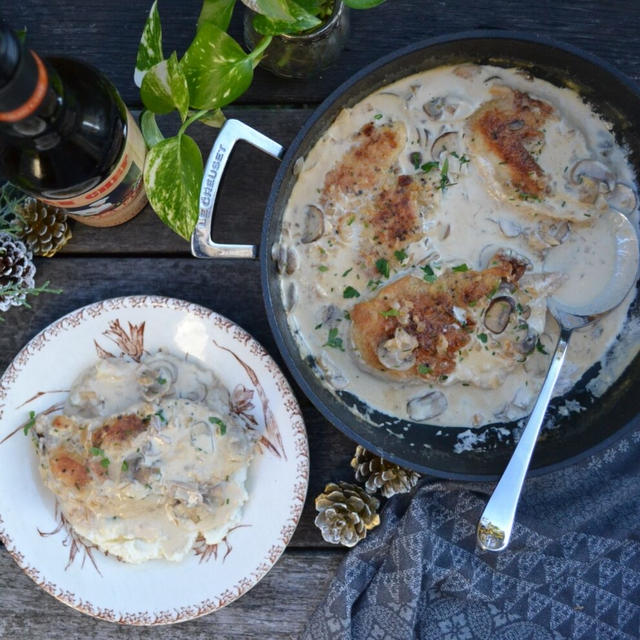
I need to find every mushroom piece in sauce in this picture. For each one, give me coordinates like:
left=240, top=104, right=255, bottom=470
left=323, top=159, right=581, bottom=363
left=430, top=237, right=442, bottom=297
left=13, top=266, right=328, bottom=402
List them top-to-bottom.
left=431, top=131, right=459, bottom=161
left=606, top=182, right=638, bottom=215
left=300, top=205, right=325, bottom=243
left=484, top=297, right=515, bottom=334
left=376, top=327, right=418, bottom=371
left=407, top=390, right=448, bottom=422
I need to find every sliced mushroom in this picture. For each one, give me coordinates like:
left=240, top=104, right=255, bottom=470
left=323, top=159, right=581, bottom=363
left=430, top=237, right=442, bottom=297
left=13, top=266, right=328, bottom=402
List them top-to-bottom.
left=423, top=96, right=445, bottom=120
left=431, top=131, right=458, bottom=161
left=292, top=156, right=305, bottom=176
left=569, top=159, right=616, bottom=192
left=576, top=176, right=600, bottom=204
left=606, top=182, right=638, bottom=215
left=301, top=205, right=324, bottom=243
left=498, top=218, right=522, bottom=238
left=440, top=222, right=451, bottom=240
left=275, top=245, right=298, bottom=274
left=478, top=245, right=533, bottom=271
left=284, top=282, right=297, bottom=312
left=484, top=296, right=515, bottom=334
left=321, top=304, right=343, bottom=328
left=376, top=327, right=418, bottom=371
left=515, top=332, right=536, bottom=355
left=137, top=357, right=178, bottom=401
left=181, top=381, right=207, bottom=403
left=407, top=390, right=448, bottom=422
left=190, top=421, right=214, bottom=454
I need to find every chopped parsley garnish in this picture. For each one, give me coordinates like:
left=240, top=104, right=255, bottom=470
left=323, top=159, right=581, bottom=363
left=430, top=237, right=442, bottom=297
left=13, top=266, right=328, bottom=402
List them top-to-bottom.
left=374, top=113, right=383, bottom=120
left=451, top=151, right=470, bottom=165
left=409, top=152, right=422, bottom=170
left=439, top=156, right=451, bottom=191
left=421, top=161, right=439, bottom=173
left=518, top=191, right=541, bottom=202
left=347, top=214, right=356, bottom=225
left=394, top=249, right=407, bottom=262
left=375, top=258, right=390, bottom=278
left=451, top=263, right=469, bottom=273
left=421, top=264, right=437, bottom=283
left=318, top=265, right=329, bottom=272
left=342, top=268, right=353, bottom=277
left=367, top=279, right=382, bottom=291
left=486, top=285, right=499, bottom=299
left=343, top=286, right=360, bottom=298
left=516, top=302, right=524, bottom=314
left=380, top=309, right=399, bottom=318
left=343, top=310, right=351, bottom=320
left=314, top=323, right=323, bottom=330
left=324, top=327, right=345, bottom=351
left=477, top=333, right=488, bottom=343
left=536, top=339, right=549, bottom=355
left=417, top=364, right=432, bottom=375
left=440, top=375, right=448, bottom=381
left=156, top=376, right=167, bottom=385
left=155, top=409, right=167, bottom=424
left=22, top=410, right=36, bottom=436
left=209, top=416, right=227, bottom=435
left=90, top=446, right=105, bottom=457
left=100, top=458, right=110, bottom=468
left=121, top=461, right=129, bottom=472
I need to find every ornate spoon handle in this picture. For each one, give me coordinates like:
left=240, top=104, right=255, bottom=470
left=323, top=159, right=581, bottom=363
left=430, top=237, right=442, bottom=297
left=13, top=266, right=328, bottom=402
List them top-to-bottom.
left=477, top=326, right=572, bottom=552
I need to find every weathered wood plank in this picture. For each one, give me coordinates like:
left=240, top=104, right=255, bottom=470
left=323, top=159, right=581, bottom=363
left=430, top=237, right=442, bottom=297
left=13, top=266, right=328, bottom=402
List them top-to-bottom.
left=3, top=0, right=640, bottom=107
left=59, top=108, right=313, bottom=255
left=0, top=256, right=366, bottom=549
left=0, top=548, right=344, bottom=638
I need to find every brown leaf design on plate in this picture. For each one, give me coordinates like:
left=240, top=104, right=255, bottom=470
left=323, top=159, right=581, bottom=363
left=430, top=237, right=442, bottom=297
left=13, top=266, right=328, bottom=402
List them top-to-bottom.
left=100, top=320, right=145, bottom=361
left=212, top=339, right=286, bottom=460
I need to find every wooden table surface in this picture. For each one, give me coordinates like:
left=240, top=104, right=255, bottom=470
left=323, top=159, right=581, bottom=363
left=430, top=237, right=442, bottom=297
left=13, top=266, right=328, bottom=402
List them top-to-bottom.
left=1, top=1, right=639, bottom=638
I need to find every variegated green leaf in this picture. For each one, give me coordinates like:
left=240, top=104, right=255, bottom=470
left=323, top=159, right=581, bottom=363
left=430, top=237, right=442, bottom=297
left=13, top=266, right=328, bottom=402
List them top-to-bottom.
left=134, top=0, right=164, bottom=87
left=197, top=0, right=237, bottom=30
left=241, top=0, right=296, bottom=21
left=252, top=0, right=321, bottom=35
left=343, top=0, right=386, bottom=8
left=181, top=23, right=254, bottom=110
left=140, top=52, right=190, bottom=120
left=190, top=109, right=226, bottom=128
left=140, top=111, right=165, bottom=148
left=144, top=134, right=203, bottom=240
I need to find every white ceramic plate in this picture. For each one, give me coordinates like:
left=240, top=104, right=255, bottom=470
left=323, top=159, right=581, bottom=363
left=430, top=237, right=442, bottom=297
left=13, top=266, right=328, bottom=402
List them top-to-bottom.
left=0, top=296, right=308, bottom=625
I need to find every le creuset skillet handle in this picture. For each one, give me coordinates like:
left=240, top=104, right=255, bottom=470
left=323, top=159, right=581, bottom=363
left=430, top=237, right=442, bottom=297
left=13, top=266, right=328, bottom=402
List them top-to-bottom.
left=191, top=119, right=285, bottom=259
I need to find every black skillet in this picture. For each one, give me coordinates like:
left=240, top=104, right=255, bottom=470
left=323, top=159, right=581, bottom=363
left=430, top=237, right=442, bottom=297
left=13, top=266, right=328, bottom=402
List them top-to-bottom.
left=192, top=31, right=640, bottom=481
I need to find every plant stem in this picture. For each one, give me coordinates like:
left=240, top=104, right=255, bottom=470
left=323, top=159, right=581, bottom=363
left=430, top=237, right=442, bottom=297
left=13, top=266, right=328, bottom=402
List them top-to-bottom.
left=248, top=36, right=273, bottom=68
left=178, top=109, right=208, bottom=137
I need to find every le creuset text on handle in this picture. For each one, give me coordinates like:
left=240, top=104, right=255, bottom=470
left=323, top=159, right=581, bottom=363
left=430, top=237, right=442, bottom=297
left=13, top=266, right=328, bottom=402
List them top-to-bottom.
left=191, top=119, right=284, bottom=259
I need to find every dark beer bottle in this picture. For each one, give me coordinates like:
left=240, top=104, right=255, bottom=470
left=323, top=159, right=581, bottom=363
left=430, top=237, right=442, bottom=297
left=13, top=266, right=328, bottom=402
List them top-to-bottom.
left=0, top=24, right=146, bottom=227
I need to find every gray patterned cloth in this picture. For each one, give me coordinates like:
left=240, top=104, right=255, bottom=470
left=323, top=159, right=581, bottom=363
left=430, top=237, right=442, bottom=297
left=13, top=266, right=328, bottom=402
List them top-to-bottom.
left=303, top=428, right=640, bottom=640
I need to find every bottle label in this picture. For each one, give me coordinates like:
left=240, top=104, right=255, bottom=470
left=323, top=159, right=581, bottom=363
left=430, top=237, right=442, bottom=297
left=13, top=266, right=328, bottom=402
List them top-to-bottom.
left=38, top=111, right=148, bottom=227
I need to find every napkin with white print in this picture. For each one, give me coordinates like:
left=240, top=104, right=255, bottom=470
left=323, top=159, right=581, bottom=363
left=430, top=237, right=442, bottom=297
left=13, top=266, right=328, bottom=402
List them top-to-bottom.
left=303, top=428, right=640, bottom=640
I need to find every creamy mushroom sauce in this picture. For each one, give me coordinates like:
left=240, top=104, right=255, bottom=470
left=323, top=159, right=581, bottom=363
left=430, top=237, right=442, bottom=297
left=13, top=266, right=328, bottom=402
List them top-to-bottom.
left=277, top=64, right=639, bottom=428
left=33, top=351, right=258, bottom=563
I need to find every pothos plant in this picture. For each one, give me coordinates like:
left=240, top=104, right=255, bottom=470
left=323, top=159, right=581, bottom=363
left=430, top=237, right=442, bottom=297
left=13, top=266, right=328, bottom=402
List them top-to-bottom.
left=135, top=0, right=386, bottom=240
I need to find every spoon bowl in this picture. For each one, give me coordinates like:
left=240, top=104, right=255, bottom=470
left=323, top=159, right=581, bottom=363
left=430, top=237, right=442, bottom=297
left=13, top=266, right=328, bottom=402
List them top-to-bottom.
left=477, top=210, right=639, bottom=552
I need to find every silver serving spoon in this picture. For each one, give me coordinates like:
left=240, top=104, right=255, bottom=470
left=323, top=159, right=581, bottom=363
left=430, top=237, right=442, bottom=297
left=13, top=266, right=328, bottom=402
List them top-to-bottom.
left=477, top=210, right=639, bottom=552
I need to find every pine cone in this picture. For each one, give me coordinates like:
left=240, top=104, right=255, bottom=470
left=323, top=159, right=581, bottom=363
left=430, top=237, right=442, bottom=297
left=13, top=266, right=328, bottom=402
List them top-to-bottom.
left=17, top=198, right=71, bottom=257
left=0, top=233, right=36, bottom=311
left=351, top=445, right=421, bottom=498
left=314, top=481, right=380, bottom=547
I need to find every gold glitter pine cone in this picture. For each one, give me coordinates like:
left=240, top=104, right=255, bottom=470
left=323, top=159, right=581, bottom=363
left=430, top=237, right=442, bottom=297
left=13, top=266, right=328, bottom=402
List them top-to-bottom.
left=18, top=197, right=72, bottom=257
left=0, top=233, right=36, bottom=311
left=351, top=445, right=421, bottom=498
left=314, top=481, right=380, bottom=548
